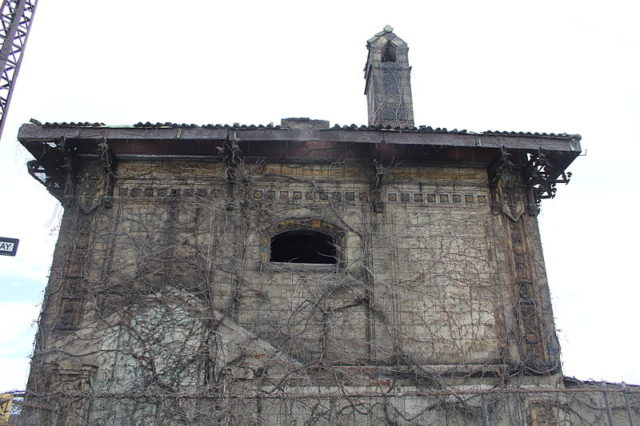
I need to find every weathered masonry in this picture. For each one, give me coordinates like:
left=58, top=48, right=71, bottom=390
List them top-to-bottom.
left=15, top=27, right=639, bottom=425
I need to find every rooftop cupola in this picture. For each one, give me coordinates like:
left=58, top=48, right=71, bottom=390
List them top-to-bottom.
left=364, top=25, right=414, bottom=128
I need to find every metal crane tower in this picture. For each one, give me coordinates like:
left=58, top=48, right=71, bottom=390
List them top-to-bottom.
left=0, top=0, right=37, bottom=139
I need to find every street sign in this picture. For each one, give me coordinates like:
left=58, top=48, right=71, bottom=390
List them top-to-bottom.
left=0, top=237, right=19, bottom=256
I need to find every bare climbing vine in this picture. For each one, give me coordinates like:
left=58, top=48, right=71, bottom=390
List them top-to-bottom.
left=10, top=156, right=640, bottom=425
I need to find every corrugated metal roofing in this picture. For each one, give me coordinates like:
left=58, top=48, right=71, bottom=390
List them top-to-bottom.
left=38, top=121, right=580, bottom=141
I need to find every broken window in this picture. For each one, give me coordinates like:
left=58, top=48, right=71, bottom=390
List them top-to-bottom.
left=270, top=230, right=337, bottom=264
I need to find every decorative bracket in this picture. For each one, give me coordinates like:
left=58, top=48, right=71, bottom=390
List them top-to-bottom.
left=26, top=136, right=78, bottom=206
left=489, top=147, right=572, bottom=219
left=523, top=149, right=572, bottom=204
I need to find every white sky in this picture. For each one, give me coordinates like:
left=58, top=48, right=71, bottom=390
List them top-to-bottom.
left=1, top=0, right=639, bottom=391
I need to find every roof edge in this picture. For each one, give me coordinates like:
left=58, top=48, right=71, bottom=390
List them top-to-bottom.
left=28, top=121, right=581, bottom=142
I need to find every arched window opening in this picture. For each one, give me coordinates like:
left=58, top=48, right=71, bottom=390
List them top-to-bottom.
left=382, top=41, right=397, bottom=62
left=270, top=230, right=336, bottom=264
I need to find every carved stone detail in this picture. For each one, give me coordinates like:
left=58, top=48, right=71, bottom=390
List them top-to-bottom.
left=77, top=162, right=108, bottom=214
left=496, top=171, right=526, bottom=222
left=509, top=218, right=548, bottom=369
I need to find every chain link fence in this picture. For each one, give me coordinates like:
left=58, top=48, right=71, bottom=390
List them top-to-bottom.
left=5, top=385, right=639, bottom=425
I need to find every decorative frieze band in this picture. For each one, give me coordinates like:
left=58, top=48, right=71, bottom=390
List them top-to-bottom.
left=118, top=186, right=488, bottom=205
left=252, top=190, right=487, bottom=204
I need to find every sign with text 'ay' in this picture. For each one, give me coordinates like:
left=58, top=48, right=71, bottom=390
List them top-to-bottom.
left=0, top=237, right=19, bottom=256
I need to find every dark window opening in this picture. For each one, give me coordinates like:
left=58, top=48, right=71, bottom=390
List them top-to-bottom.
left=382, top=41, right=397, bottom=62
left=270, top=230, right=337, bottom=264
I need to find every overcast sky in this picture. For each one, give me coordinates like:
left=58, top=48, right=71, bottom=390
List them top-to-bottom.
left=1, top=0, right=639, bottom=391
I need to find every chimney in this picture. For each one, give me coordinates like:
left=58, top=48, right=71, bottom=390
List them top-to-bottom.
left=364, top=26, right=415, bottom=128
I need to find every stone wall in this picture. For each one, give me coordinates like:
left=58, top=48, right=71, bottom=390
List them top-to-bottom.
left=23, top=157, right=569, bottom=424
